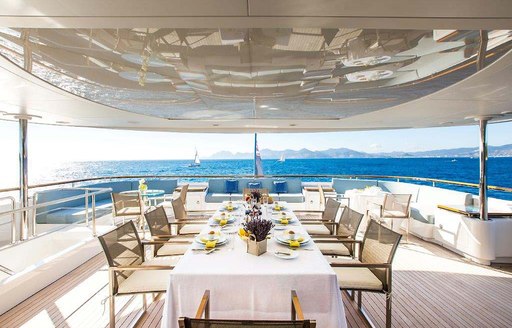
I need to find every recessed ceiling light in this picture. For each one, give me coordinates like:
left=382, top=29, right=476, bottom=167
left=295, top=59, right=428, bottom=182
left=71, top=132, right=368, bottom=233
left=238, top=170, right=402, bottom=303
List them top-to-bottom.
left=259, top=105, right=268, bottom=108
left=268, top=107, right=279, bottom=111
left=56, top=121, right=70, bottom=124
left=289, top=123, right=297, bottom=127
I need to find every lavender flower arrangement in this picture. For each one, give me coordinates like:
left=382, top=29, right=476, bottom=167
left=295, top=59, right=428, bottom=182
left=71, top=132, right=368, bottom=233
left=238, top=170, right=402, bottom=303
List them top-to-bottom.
left=242, top=218, right=274, bottom=242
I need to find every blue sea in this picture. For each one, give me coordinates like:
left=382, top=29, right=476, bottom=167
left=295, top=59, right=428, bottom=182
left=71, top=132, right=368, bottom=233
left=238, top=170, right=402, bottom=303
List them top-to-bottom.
left=42, top=157, right=512, bottom=200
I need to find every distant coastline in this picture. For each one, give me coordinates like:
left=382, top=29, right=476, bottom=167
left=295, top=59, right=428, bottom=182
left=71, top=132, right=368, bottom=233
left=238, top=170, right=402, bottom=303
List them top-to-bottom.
left=207, top=144, right=512, bottom=160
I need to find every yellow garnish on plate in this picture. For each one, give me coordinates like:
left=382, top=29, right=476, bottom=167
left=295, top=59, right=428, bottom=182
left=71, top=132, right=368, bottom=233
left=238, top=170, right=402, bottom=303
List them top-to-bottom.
left=226, top=206, right=234, bottom=211
left=274, top=206, right=281, bottom=211
left=280, top=218, right=289, bottom=225
left=220, top=219, right=228, bottom=226
left=297, top=237, right=304, bottom=242
left=205, top=240, right=217, bottom=249
left=289, top=240, right=300, bottom=248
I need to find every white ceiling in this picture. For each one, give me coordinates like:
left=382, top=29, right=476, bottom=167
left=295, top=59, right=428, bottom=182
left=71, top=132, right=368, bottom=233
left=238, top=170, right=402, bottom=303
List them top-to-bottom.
left=0, top=1, right=511, bottom=132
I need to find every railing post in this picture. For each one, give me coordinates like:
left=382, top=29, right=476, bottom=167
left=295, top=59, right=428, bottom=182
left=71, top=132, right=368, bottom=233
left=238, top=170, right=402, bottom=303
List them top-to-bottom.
left=84, top=190, right=89, bottom=227
left=92, top=193, right=97, bottom=237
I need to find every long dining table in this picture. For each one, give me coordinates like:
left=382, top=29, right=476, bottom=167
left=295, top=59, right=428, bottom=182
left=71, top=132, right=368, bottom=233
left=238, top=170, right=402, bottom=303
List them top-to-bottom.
left=162, top=201, right=347, bottom=328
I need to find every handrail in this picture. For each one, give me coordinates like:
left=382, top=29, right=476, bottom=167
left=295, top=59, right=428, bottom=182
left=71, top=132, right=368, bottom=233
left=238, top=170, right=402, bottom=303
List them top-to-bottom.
left=0, top=174, right=510, bottom=194
left=0, top=187, right=111, bottom=244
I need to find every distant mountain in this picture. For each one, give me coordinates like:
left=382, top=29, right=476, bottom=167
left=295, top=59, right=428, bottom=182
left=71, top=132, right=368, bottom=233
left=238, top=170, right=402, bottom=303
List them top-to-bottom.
left=207, top=144, right=512, bottom=159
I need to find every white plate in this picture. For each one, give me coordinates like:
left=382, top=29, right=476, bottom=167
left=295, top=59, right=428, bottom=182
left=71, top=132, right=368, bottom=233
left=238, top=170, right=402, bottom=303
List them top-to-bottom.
left=210, top=216, right=236, bottom=224
left=271, top=216, right=297, bottom=224
left=276, top=233, right=311, bottom=245
left=195, top=234, right=228, bottom=245
left=274, top=251, right=299, bottom=260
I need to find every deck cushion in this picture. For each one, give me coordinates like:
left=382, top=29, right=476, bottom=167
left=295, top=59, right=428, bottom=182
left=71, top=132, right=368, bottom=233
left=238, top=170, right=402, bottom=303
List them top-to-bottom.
left=225, top=179, right=239, bottom=193
left=332, top=179, right=378, bottom=195
left=273, top=180, right=288, bottom=193
left=247, top=182, right=262, bottom=189
left=205, top=193, right=243, bottom=203
left=269, top=193, right=304, bottom=203
left=179, top=224, right=204, bottom=235
left=304, top=224, right=331, bottom=235
left=317, top=242, right=351, bottom=256
left=157, top=243, right=191, bottom=256
left=117, top=257, right=177, bottom=294
left=333, top=267, right=383, bottom=291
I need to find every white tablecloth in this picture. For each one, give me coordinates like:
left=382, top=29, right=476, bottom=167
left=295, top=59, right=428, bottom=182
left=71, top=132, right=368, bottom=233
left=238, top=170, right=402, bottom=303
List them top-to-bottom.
left=162, top=202, right=346, bottom=328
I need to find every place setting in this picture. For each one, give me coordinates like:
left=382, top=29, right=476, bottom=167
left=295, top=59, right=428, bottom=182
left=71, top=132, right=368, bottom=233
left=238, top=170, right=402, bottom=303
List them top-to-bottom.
left=191, top=230, right=229, bottom=254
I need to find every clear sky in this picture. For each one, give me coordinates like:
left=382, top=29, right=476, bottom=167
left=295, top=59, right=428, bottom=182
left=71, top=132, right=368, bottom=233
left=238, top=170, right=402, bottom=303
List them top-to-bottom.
left=0, top=119, right=511, bottom=164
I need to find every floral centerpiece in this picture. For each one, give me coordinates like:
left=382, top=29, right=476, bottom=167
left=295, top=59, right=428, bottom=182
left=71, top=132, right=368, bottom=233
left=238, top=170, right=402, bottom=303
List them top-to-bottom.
left=138, top=178, right=148, bottom=192
left=242, top=217, right=274, bottom=256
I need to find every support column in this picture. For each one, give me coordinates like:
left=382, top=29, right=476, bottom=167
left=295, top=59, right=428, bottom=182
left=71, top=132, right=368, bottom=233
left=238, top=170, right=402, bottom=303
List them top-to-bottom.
left=19, top=118, right=29, bottom=240
left=478, top=118, right=489, bottom=221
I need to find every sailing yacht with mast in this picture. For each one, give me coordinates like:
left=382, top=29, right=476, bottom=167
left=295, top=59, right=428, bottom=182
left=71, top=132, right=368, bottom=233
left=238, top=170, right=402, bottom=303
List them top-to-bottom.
left=189, top=148, right=201, bottom=167
left=278, top=154, right=286, bottom=163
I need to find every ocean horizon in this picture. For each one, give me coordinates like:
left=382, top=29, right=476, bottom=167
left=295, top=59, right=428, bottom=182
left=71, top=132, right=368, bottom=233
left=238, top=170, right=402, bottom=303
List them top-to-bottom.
left=18, top=157, right=512, bottom=200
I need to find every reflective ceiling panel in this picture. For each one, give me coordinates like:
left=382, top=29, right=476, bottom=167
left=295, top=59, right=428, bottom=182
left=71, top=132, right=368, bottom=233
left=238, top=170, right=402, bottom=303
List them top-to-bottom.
left=1, top=28, right=511, bottom=121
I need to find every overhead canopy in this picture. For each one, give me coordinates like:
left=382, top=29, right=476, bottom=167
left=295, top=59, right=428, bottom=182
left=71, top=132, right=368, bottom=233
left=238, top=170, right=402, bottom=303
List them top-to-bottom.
left=0, top=1, right=512, bottom=132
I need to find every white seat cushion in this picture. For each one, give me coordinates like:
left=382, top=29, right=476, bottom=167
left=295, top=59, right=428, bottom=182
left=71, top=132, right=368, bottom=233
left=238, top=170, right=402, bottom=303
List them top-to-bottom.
left=179, top=224, right=203, bottom=234
left=304, top=224, right=331, bottom=235
left=156, top=242, right=191, bottom=256
left=317, top=242, right=350, bottom=256
left=117, top=257, right=176, bottom=294
left=333, top=266, right=383, bottom=291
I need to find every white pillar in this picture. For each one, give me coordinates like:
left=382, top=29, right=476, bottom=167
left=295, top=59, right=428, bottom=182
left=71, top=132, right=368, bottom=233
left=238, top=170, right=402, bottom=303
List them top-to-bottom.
left=19, top=118, right=29, bottom=239
left=478, top=118, right=488, bottom=221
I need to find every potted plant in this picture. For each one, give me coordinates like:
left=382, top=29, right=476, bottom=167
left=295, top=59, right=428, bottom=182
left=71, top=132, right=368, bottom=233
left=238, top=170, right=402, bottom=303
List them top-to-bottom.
left=242, top=218, right=274, bottom=256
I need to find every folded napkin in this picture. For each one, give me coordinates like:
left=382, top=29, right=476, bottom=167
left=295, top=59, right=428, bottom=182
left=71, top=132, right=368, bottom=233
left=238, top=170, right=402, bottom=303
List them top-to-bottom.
left=226, top=206, right=234, bottom=211
left=274, top=206, right=281, bottom=211
left=280, top=218, right=289, bottom=225
left=219, top=219, right=228, bottom=226
left=297, top=237, right=304, bottom=242
left=205, top=240, right=217, bottom=249
left=289, top=240, right=300, bottom=248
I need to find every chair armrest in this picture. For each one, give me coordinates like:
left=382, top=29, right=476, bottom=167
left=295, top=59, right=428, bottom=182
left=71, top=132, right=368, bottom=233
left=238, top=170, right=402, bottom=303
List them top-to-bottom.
left=169, top=220, right=208, bottom=225
left=301, top=220, right=336, bottom=226
left=151, top=235, right=193, bottom=239
left=314, top=238, right=362, bottom=244
left=142, top=240, right=191, bottom=245
left=330, top=262, right=391, bottom=268
left=110, top=265, right=174, bottom=271
left=195, top=290, right=210, bottom=319
left=291, top=290, right=305, bottom=321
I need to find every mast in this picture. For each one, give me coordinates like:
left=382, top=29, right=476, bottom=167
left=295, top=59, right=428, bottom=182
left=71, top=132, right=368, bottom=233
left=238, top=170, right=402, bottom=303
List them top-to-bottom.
left=254, top=133, right=263, bottom=176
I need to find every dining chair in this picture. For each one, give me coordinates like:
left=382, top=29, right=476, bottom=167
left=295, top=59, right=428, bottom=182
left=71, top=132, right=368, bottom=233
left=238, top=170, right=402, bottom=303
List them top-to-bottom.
left=179, top=183, right=189, bottom=206
left=111, top=192, right=144, bottom=227
left=367, top=193, right=412, bottom=241
left=172, top=197, right=207, bottom=235
left=301, top=198, right=341, bottom=235
left=144, top=206, right=195, bottom=256
left=313, top=207, right=364, bottom=258
left=330, top=219, right=402, bottom=328
left=97, top=221, right=178, bottom=328
left=178, top=290, right=316, bottom=327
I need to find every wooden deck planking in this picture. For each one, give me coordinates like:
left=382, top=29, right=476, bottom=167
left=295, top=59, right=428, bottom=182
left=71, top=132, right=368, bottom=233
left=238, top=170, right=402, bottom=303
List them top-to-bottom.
left=1, top=217, right=512, bottom=328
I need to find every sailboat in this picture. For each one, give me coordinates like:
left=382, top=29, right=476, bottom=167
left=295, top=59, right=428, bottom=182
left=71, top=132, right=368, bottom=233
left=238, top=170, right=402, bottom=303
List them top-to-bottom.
left=189, top=148, right=201, bottom=167
left=278, top=154, right=285, bottom=162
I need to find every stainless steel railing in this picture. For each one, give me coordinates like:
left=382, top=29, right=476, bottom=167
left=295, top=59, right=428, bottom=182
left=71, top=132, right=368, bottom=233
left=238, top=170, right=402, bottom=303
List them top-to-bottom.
left=0, top=174, right=510, bottom=194
left=0, top=187, right=111, bottom=245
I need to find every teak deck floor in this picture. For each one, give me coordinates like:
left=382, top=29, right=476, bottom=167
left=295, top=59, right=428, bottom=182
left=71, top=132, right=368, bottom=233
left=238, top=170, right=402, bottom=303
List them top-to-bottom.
left=1, top=215, right=512, bottom=328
